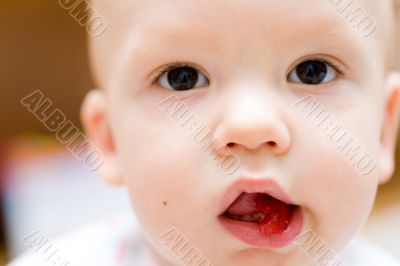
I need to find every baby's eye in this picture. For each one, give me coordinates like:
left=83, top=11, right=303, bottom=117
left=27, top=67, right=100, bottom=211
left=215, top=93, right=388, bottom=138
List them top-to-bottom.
left=287, top=60, right=338, bottom=85
left=156, top=65, right=209, bottom=91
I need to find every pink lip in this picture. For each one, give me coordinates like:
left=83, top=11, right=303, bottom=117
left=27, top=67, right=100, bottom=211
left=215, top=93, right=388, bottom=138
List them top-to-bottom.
left=217, top=178, right=304, bottom=249
left=218, top=178, right=295, bottom=215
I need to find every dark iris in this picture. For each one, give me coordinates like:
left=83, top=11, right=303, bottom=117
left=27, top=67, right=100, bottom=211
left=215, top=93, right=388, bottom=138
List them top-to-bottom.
left=295, top=60, right=328, bottom=85
left=167, top=67, right=199, bottom=91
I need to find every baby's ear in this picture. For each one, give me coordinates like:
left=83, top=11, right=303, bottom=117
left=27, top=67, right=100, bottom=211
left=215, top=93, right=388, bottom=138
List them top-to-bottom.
left=378, top=72, right=400, bottom=184
left=81, top=90, right=125, bottom=187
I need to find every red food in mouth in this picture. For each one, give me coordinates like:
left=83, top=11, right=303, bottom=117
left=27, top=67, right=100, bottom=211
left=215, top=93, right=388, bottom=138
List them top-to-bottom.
left=223, top=193, right=295, bottom=236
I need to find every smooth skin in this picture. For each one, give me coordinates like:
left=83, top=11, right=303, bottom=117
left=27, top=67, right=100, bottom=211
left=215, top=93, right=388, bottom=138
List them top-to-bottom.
left=82, top=1, right=400, bottom=265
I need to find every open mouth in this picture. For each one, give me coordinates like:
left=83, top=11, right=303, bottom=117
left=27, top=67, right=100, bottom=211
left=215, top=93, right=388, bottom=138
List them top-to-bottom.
left=218, top=179, right=304, bottom=249
left=223, top=192, right=297, bottom=235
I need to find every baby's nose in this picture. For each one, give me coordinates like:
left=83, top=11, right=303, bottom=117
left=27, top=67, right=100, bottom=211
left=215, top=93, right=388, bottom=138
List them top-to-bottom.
left=213, top=88, right=291, bottom=155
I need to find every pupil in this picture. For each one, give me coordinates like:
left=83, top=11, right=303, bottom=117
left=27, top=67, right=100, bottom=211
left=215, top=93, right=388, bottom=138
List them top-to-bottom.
left=296, top=61, right=327, bottom=85
left=167, top=67, right=198, bottom=91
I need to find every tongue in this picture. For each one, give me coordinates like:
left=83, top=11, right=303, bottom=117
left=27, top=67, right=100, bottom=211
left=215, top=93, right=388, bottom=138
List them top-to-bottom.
left=225, top=193, right=291, bottom=235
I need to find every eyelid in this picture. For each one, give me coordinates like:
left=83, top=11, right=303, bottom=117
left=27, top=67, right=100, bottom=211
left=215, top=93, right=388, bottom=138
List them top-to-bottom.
left=287, top=55, right=346, bottom=78
left=150, top=61, right=209, bottom=86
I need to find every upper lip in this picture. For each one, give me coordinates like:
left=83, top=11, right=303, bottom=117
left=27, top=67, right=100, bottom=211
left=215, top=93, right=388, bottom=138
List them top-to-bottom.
left=218, top=177, right=295, bottom=216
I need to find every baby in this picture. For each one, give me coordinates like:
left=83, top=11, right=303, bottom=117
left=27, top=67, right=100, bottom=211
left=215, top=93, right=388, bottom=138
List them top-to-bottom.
left=10, top=0, right=400, bottom=266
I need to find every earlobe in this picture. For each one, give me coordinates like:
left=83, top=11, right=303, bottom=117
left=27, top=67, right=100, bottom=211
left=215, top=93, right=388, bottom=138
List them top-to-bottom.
left=378, top=72, right=400, bottom=184
left=81, top=90, right=125, bottom=187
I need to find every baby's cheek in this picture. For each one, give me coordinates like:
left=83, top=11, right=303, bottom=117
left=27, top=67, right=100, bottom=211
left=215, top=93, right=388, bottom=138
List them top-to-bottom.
left=116, top=121, right=210, bottom=237
left=295, top=133, right=379, bottom=251
left=318, top=174, right=376, bottom=250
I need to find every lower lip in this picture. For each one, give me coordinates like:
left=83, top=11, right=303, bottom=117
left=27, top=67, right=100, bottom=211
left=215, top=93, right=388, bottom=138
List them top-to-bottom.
left=218, top=207, right=303, bottom=249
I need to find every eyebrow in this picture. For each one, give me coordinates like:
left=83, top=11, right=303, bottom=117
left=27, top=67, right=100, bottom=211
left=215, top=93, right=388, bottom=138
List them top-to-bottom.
left=133, top=19, right=220, bottom=56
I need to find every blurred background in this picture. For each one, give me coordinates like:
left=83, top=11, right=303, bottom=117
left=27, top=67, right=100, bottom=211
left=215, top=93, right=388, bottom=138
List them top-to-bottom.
left=0, top=1, right=399, bottom=265
left=1, top=1, right=132, bottom=264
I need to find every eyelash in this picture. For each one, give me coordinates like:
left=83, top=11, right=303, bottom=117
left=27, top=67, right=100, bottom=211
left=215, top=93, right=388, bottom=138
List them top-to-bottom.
left=151, top=56, right=345, bottom=86
left=293, top=56, right=345, bottom=77
left=151, top=61, right=193, bottom=85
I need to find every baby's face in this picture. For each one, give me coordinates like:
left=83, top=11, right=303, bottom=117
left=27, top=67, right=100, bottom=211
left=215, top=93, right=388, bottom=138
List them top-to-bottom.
left=83, top=0, right=400, bottom=265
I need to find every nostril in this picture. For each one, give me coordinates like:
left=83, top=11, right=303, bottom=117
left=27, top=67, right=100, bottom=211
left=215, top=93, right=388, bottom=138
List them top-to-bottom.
left=227, top=141, right=277, bottom=149
left=267, top=141, right=277, bottom=147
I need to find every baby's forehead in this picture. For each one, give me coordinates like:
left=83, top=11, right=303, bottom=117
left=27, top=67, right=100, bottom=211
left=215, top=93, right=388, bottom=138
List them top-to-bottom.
left=89, top=0, right=396, bottom=82
left=92, top=0, right=394, bottom=31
